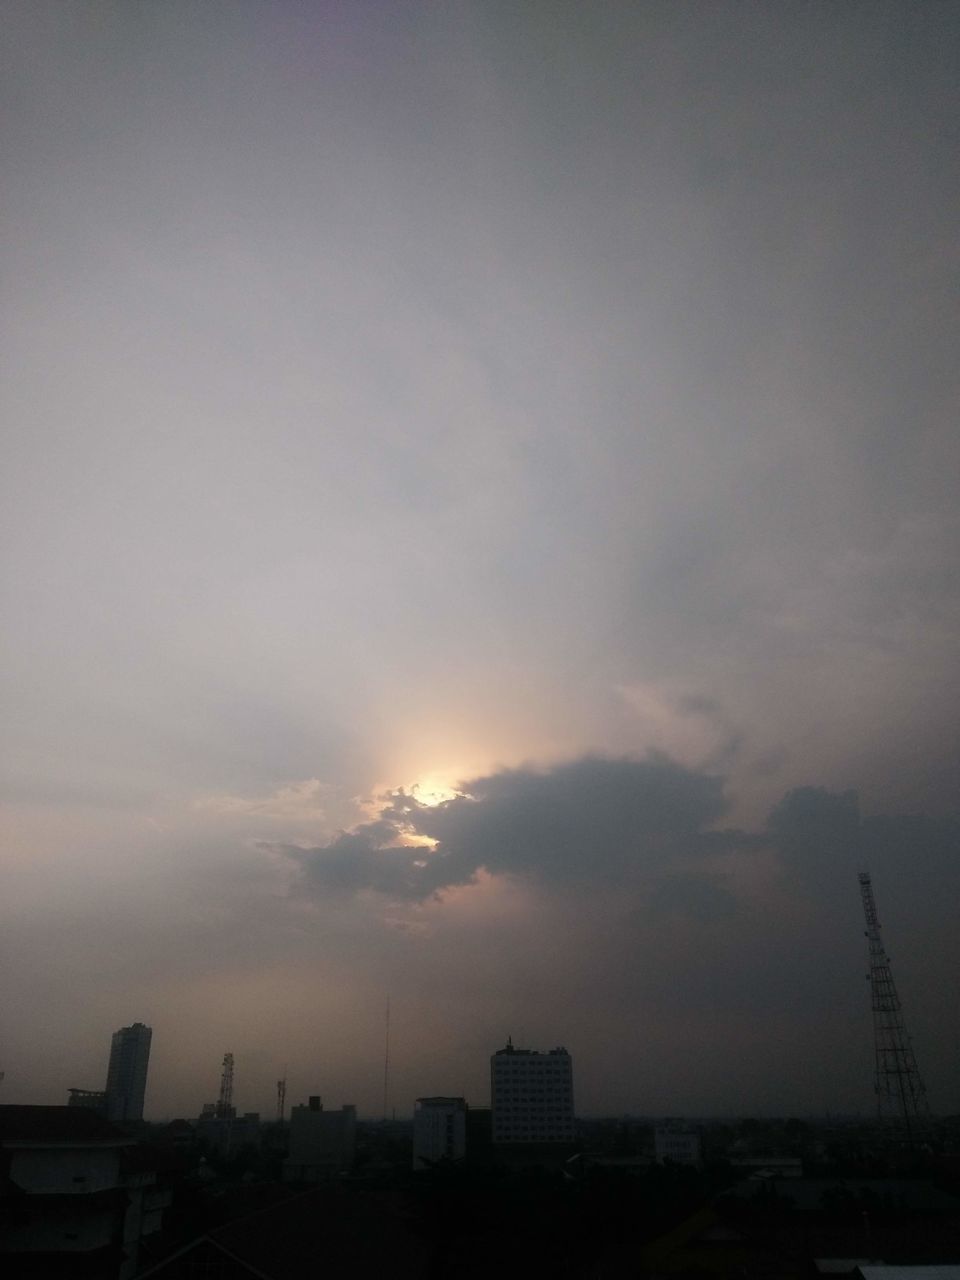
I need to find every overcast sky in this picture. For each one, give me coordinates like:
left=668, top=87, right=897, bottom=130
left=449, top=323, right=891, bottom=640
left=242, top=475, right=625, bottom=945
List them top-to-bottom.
left=2, top=1, right=958, bottom=1121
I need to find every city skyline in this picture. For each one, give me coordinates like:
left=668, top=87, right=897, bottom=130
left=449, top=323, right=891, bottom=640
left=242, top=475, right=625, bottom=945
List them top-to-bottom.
left=2, top=2, right=958, bottom=1120
left=13, top=955, right=949, bottom=1125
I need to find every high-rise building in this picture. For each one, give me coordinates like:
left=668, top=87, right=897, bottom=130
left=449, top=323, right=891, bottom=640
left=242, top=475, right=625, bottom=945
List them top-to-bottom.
left=104, top=1022, right=152, bottom=1123
left=490, top=1039, right=574, bottom=1144
left=412, top=1096, right=467, bottom=1169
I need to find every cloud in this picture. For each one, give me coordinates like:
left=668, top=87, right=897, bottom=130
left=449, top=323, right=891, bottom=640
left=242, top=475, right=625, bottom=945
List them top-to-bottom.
left=2, top=0, right=957, bottom=1118
left=617, top=682, right=743, bottom=768
left=274, top=755, right=737, bottom=903
left=273, top=757, right=957, bottom=998
left=279, top=758, right=955, bottom=920
left=194, top=778, right=332, bottom=822
left=763, top=785, right=960, bottom=920
left=766, top=786, right=862, bottom=895
left=643, top=870, right=739, bottom=922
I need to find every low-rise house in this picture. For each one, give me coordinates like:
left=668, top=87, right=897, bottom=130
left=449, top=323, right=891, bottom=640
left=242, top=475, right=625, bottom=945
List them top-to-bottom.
left=0, top=1104, right=169, bottom=1278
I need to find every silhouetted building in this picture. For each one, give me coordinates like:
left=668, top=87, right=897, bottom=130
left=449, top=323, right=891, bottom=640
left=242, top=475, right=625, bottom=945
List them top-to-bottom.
left=105, top=1022, right=152, bottom=1123
left=490, top=1039, right=574, bottom=1144
left=67, top=1087, right=108, bottom=1117
left=283, top=1096, right=356, bottom=1181
left=413, top=1096, right=467, bottom=1169
left=0, top=1105, right=168, bottom=1278
left=465, top=1105, right=493, bottom=1165
left=195, top=1106, right=260, bottom=1155
left=157, top=1118, right=196, bottom=1153
left=655, top=1126, right=702, bottom=1168
left=729, top=1154, right=803, bottom=1177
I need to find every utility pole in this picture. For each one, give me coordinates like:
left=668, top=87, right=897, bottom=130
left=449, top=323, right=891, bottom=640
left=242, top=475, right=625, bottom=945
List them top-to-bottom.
left=859, top=872, right=930, bottom=1143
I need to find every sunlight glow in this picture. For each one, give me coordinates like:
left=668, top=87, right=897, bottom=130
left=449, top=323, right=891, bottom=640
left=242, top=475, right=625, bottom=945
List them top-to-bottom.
left=409, top=776, right=461, bottom=807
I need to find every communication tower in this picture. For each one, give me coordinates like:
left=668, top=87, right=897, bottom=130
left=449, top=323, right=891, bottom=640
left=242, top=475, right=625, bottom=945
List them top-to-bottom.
left=858, top=872, right=930, bottom=1141
left=216, top=1052, right=235, bottom=1119
left=276, top=1075, right=286, bottom=1125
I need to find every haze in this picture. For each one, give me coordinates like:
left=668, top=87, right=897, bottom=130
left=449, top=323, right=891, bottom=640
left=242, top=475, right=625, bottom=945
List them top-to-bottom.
left=2, top=1, right=957, bottom=1121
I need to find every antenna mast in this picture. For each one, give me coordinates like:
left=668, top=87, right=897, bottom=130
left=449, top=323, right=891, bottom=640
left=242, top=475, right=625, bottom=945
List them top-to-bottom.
left=858, top=872, right=930, bottom=1142
left=382, top=996, right=391, bottom=1121
left=216, top=1052, right=235, bottom=1119
left=276, top=1073, right=287, bottom=1125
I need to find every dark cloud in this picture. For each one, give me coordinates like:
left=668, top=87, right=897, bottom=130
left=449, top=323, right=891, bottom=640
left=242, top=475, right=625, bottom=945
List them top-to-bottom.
left=276, top=755, right=732, bottom=902
left=279, top=760, right=960, bottom=929
left=276, top=761, right=959, bottom=1062
left=765, top=786, right=960, bottom=922
left=767, top=786, right=862, bottom=897
left=290, top=821, right=426, bottom=898
left=643, top=870, right=738, bottom=922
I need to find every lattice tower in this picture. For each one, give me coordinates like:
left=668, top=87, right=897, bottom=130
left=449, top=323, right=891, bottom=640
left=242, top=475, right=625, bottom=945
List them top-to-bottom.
left=859, top=872, right=930, bottom=1140
left=217, top=1052, right=234, bottom=1119
left=276, top=1076, right=286, bottom=1124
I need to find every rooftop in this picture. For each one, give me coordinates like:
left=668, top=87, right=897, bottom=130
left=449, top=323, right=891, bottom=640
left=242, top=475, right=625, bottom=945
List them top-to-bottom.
left=493, top=1039, right=569, bottom=1057
left=0, top=1105, right=130, bottom=1146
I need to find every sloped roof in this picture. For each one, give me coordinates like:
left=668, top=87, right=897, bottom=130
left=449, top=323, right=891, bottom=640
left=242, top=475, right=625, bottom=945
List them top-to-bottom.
left=724, top=1177, right=960, bottom=1213
left=138, top=1186, right=431, bottom=1278
left=860, top=1270, right=960, bottom=1280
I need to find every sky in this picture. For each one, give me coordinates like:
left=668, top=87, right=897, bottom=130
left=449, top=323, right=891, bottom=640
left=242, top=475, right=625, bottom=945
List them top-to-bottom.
left=1, top=1, right=958, bottom=1121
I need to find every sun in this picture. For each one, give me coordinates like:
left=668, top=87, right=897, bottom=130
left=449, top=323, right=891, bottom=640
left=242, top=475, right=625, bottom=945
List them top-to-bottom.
left=354, top=769, right=465, bottom=827
left=409, top=775, right=461, bottom=807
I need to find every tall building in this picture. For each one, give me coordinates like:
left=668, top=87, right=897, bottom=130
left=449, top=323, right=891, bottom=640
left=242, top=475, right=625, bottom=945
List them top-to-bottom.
left=104, top=1022, right=152, bottom=1123
left=490, top=1039, right=574, bottom=1145
left=412, top=1097, right=467, bottom=1169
